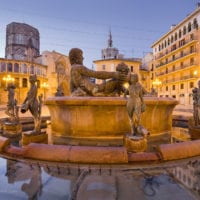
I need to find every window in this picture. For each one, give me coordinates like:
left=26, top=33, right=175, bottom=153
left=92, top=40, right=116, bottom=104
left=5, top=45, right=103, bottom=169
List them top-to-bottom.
left=193, top=18, right=198, bottom=29
left=188, top=22, right=192, bottom=32
left=183, top=26, right=186, bottom=35
left=179, top=30, right=182, bottom=38
left=175, top=32, right=177, bottom=41
left=190, top=33, right=194, bottom=40
left=171, top=35, right=174, bottom=43
left=179, top=39, right=185, bottom=47
left=164, top=40, right=167, bottom=47
left=190, top=46, right=194, bottom=53
left=180, top=51, right=184, bottom=57
left=172, top=55, right=175, bottom=60
left=190, top=57, right=194, bottom=65
left=0, top=62, right=6, bottom=72
left=180, top=62, right=184, bottom=68
left=7, top=63, right=13, bottom=72
left=14, top=63, right=19, bottom=73
left=22, top=64, right=27, bottom=73
left=30, top=65, right=34, bottom=74
left=102, top=65, right=106, bottom=70
left=172, top=65, right=175, bottom=71
left=36, top=66, right=41, bottom=75
left=130, top=66, right=133, bottom=72
left=166, top=68, right=168, bottom=73
left=15, top=78, right=19, bottom=87
left=22, top=78, right=28, bottom=87
left=190, top=82, right=194, bottom=88
left=180, top=83, right=184, bottom=89
left=172, top=85, right=176, bottom=90
left=166, top=86, right=168, bottom=91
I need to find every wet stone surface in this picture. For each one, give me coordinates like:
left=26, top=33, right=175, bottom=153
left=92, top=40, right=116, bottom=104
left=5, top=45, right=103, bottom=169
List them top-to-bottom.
left=0, top=156, right=199, bottom=199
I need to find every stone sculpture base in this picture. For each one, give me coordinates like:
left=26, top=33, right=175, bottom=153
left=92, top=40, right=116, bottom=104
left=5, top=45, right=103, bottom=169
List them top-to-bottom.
left=188, top=118, right=200, bottom=140
left=2, top=121, right=22, bottom=138
left=22, top=131, right=48, bottom=146
left=124, top=134, right=147, bottom=153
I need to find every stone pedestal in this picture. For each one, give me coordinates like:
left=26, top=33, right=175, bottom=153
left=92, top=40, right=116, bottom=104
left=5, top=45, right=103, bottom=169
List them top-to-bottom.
left=45, top=96, right=178, bottom=146
left=188, top=118, right=200, bottom=140
left=2, top=121, right=22, bottom=138
left=22, top=131, right=48, bottom=146
left=124, top=134, right=147, bottom=152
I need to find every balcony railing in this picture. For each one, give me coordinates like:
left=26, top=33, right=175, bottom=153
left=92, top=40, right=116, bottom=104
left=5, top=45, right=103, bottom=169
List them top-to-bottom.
left=155, top=36, right=198, bottom=60
left=156, top=49, right=197, bottom=68
left=0, top=58, right=47, bottom=77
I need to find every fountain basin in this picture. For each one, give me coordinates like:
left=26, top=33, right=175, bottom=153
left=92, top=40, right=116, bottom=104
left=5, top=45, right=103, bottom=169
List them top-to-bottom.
left=45, top=96, right=178, bottom=145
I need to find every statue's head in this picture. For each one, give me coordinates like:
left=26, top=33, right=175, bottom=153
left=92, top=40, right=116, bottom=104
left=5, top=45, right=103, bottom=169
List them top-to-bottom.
left=69, top=48, right=83, bottom=65
left=116, top=62, right=129, bottom=74
left=129, top=73, right=139, bottom=84
left=29, top=74, right=37, bottom=84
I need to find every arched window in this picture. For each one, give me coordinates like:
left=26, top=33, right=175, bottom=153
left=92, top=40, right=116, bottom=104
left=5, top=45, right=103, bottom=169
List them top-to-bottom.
left=193, top=18, right=198, bottom=29
left=188, top=22, right=192, bottom=32
left=183, top=26, right=186, bottom=35
left=179, top=30, right=182, bottom=38
left=174, top=32, right=177, bottom=41
left=171, top=35, right=174, bottom=43
left=164, top=40, right=167, bottom=47
left=0, top=62, right=6, bottom=72
left=7, top=63, right=13, bottom=72
left=14, top=63, right=19, bottom=73
left=21, top=64, right=27, bottom=73
left=30, top=65, right=34, bottom=74
left=36, top=66, right=41, bottom=75
left=130, top=66, right=134, bottom=72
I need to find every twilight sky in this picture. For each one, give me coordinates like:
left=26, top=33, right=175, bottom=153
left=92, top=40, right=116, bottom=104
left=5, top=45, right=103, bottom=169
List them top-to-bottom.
left=0, top=0, right=199, bottom=68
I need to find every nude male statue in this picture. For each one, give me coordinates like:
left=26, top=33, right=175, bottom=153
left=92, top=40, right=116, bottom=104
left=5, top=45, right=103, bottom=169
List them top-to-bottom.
left=69, top=48, right=127, bottom=96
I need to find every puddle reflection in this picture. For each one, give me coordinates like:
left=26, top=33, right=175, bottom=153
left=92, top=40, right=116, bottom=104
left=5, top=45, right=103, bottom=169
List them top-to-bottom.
left=0, top=156, right=200, bottom=199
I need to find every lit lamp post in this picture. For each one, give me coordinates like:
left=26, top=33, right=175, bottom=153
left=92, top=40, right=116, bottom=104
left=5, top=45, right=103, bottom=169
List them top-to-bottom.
left=3, top=75, right=15, bottom=87
left=152, top=78, right=162, bottom=97
left=41, top=82, right=49, bottom=100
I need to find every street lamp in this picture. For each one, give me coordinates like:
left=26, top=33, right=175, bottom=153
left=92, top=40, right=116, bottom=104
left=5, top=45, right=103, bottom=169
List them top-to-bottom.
left=3, top=75, right=15, bottom=87
left=152, top=78, right=162, bottom=96
left=41, top=82, right=49, bottom=100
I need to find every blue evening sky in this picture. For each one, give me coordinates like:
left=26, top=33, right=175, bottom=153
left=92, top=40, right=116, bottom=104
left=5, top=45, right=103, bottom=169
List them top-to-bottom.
left=0, top=0, right=199, bottom=68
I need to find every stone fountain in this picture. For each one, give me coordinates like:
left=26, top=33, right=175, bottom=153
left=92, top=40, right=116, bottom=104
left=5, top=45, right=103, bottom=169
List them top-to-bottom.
left=46, top=48, right=178, bottom=152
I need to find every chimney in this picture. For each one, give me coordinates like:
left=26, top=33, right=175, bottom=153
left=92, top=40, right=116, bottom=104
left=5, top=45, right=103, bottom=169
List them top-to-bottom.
left=170, top=24, right=176, bottom=30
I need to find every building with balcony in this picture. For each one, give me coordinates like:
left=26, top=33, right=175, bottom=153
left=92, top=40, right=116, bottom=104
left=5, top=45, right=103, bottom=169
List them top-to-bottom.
left=151, top=4, right=200, bottom=107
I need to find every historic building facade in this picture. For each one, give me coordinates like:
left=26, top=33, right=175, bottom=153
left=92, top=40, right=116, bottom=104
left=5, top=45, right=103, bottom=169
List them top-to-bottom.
left=151, top=5, right=200, bottom=107
left=0, top=22, right=47, bottom=104
left=5, top=22, right=40, bottom=62
left=94, top=31, right=144, bottom=88
left=35, top=50, right=71, bottom=97
left=0, top=58, right=47, bottom=104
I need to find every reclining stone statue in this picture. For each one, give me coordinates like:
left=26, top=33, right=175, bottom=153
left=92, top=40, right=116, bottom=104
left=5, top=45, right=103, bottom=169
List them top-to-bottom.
left=59, top=48, right=129, bottom=96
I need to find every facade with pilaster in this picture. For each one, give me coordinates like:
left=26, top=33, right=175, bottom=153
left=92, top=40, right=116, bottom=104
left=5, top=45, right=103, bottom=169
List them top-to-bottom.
left=151, top=4, right=200, bottom=107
